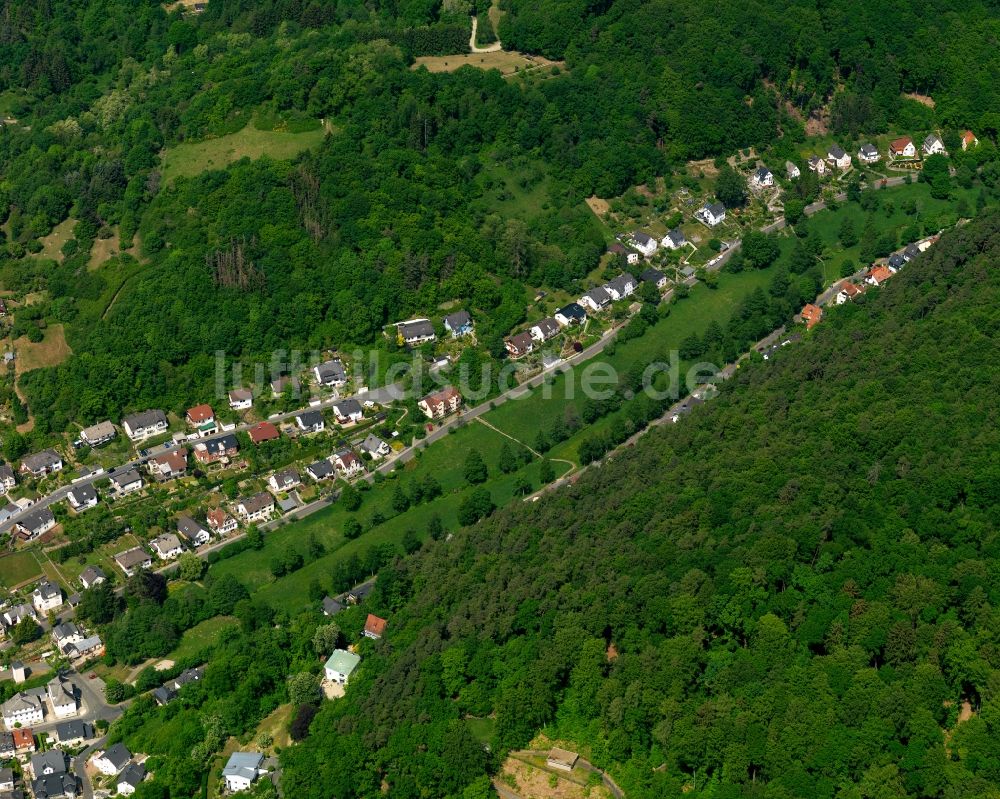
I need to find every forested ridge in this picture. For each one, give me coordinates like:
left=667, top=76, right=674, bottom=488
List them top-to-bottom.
left=3, top=0, right=1000, bottom=428
left=280, top=213, right=1000, bottom=798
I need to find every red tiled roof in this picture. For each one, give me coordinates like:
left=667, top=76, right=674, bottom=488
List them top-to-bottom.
left=889, top=136, right=913, bottom=152
left=870, top=265, right=893, bottom=284
left=800, top=304, right=823, bottom=328
left=186, top=404, right=214, bottom=423
left=248, top=422, right=280, bottom=444
left=207, top=508, right=231, bottom=529
left=365, top=613, right=387, bottom=637
left=12, top=728, right=33, bottom=748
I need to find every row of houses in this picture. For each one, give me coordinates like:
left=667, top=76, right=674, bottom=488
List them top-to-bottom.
left=800, top=131, right=977, bottom=177
left=395, top=310, right=474, bottom=347
left=0, top=675, right=80, bottom=730
left=91, top=742, right=147, bottom=795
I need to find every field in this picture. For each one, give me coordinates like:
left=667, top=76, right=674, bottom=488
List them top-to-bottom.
left=412, top=51, right=560, bottom=76
left=160, top=123, right=325, bottom=182
left=33, top=218, right=76, bottom=261
left=12, top=323, right=72, bottom=373
left=0, top=550, right=43, bottom=588
left=167, top=616, right=238, bottom=661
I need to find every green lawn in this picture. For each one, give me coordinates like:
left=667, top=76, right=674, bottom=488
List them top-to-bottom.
left=160, top=123, right=326, bottom=182
left=0, top=551, right=43, bottom=588
left=167, top=616, right=238, bottom=661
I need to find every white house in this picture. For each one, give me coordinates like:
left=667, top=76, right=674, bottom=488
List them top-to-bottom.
left=962, top=130, right=979, bottom=150
left=923, top=134, right=946, bottom=156
left=889, top=136, right=916, bottom=158
left=858, top=143, right=880, bottom=164
left=827, top=144, right=852, bottom=170
left=807, top=155, right=827, bottom=174
left=785, top=161, right=800, bottom=179
left=750, top=166, right=773, bottom=188
left=697, top=202, right=726, bottom=227
left=660, top=229, right=686, bottom=250
left=630, top=232, right=657, bottom=258
left=604, top=273, right=636, bottom=301
left=578, top=287, right=611, bottom=312
left=554, top=303, right=587, bottom=327
left=443, top=310, right=473, bottom=338
left=529, top=318, right=560, bottom=342
left=396, top=319, right=436, bottom=346
left=313, top=358, right=347, bottom=387
left=417, top=386, right=462, bottom=420
left=228, top=389, right=253, bottom=410
left=332, top=398, right=363, bottom=424
left=121, top=410, right=168, bottom=442
left=295, top=410, right=325, bottom=434
left=79, top=421, right=117, bottom=447
left=358, top=434, right=391, bottom=461
left=333, top=450, right=365, bottom=478
left=110, top=469, right=144, bottom=495
left=268, top=469, right=301, bottom=493
left=67, top=484, right=98, bottom=512
left=236, top=492, right=275, bottom=523
left=14, top=507, right=56, bottom=541
left=207, top=508, right=238, bottom=536
left=177, top=515, right=211, bottom=546
left=150, top=533, right=183, bottom=561
left=114, top=547, right=152, bottom=577
left=79, top=566, right=106, bottom=590
left=32, top=580, right=62, bottom=613
left=51, top=623, right=83, bottom=649
left=324, top=649, right=361, bottom=685
left=46, top=676, right=78, bottom=719
left=1, top=692, right=43, bottom=728
left=92, top=743, right=132, bottom=776
left=222, top=752, right=265, bottom=793
left=117, top=762, right=146, bottom=796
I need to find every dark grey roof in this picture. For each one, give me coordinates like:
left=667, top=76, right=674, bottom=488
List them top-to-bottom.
left=859, top=143, right=878, bottom=156
left=828, top=144, right=847, bottom=158
left=754, top=166, right=771, bottom=179
left=706, top=202, right=726, bottom=217
left=664, top=228, right=686, bottom=246
left=632, top=231, right=655, bottom=246
left=903, top=243, right=920, bottom=259
left=888, top=253, right=905, bottom=268
left=640, top=268, right=665, bottom=283
left=605, top=273, right=636, bottom=295
left=584, top=287, right=611, bottom=306
left=556, top=302, right=586, bottom=320
left=443, top=310, right=471, bottom=330
left=533, top=317, right=560, bottom=336
left=398, top=319, right=435, bottom=340
left=315, top=359, right=346, bottom=383
left=334, top=398, right=363, bottom=416
left=121, top=409, right=167, bottom=430
left=296, top=410, right=323, bottom=428
left=203, top=434, right=239, bottom=455
left=21, top=450, right=61, bottom=472
left=306, top=460, right=334, bottom=479
left=113, top=468, right=142, bottom=486
left=69, top=484, right=96, bottom=504
left=240, top=492, right=274, bottom=515
left=18, top=507, right=54, bottom=533
left=80, top=565, right=106, bottom=584
left=323, top=596, right=343, bottom=615
left=153, top=686, right=176, bottom=705
left=54, top=720, right=90, bottom=741
left=101, top=743, right=132, bottom=771
left=30, top=749, right=67, bottom=776
left=118, top=762, right=146, bottom=789
left=31, top=773, right=75, bottom=798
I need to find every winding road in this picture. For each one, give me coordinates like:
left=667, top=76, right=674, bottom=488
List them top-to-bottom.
left=469, top=16, right=501, bottom=53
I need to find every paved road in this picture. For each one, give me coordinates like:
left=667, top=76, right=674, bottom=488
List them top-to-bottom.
left=73, top=735, right=107, bottom=799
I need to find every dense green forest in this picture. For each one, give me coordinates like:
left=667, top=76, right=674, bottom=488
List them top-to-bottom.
left=2, top=0, right=1000, bottom=429
left=272, top=214, right=1000, bottom=798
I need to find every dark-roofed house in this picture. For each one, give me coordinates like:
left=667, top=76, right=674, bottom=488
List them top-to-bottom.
left=923, top=133, right=946, bottom=155
left=858, top=143, right=880, bottom=163
left=827, top=144, right=851, bottom=169
left=750, top=166, right=773, bottom=188
left=697, top=202, right=726, bottom=227
left=660, top=228, right=686, bottom=250
left=630, top=231, right=657, bottom=258
left=903, top=243, right=920, bottom=262
left=639, top=268, right=668, bottom=289
left=604, top=273, right=636, bottom=301
left=578, top=286, right=611, bottom=312
left=554, top=303, right=586, bottom=327
left=443, top=310, right=473, bottom=338
left=529, top=318, right=560, bottom=342
left=396, top=319, right=436, bottom=346
left=504, top=331, right=534, bottom=358
left=313, top=358, right=347, bottom=387
left=270, top=375, right=300, bottom=398
left=332, top=398, right=363, bottom=424
left=121, top=410, right=168, bottom=442
left=295, top=410, right=325, bottom=434
left=193, top=434, right=239, bottom=465
left=358, top=434, right=391, bottom=461
left=20, top=450, right=63, bottom=478
left=305, top=460, right=334, bottom=481
left=0, top=464, right=14, bottom=491
left=110, top=469, right=144, bottom=494
left=268, top=469, right=301, bottom=493
left=67, top=484, right=97, bottom=512
left=236, top=492, right=275, bottom=523
left=14, top=508, right=55, bottom=541
left=177, top=516, right=210, bottom=546
left=114, top=547, right=151, bottom=577
left=79, top=566, right=106, bottom=590
left=32, top=580, right=62, bottom=612
left=322, top=596, right=343, bottom=616
left=53, top=720, right=92, bottom=747
left=92, top=742, right=131, bottom=775
left=118, top=762, right=146, bottom=796
left=31, top=772, right=75, bottom=799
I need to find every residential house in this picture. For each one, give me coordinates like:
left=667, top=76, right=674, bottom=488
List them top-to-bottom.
left=962, top=130, right=979, bottom=150
left=923, top=133, right=946, bottom=155
left=889, top=136, right=916, bottom=158
left=858, top=143, right=880, bottom=164
left=827, top=144, right=852, bottom=169
left=807, top=155, right=827, bottom=174
left=785, top=160, right=801, bottom=179
left=750, top=166, right=773, bottom=188
left=697, top=202, right=726, bottom=227
left=660, top=228, right=686, bottom=250
left=630, top=231, right=657, bottom=258
left=608, top=242, right=640, bottom=265
left=903, top=243, right=921, bottom=262
left=887, top=252, right=906, bottom=272
left=866, top=264, right=894, bottom=286
left=639, top=268, right=668, bottom=290
left=604, top=273, right=636, bottom=301
left=835, top=282, right=864, bottom=304
left=578, top=287, right=612, bottom=312
left=554, top=303, right=587, bottom=327
left=800, top=304, right=823, bottom=330
left=443, top=310, right=473, bottom=338
left=529, top=318, right=560, bottom=342
left=396, top=319, right=436, bottom=346
left=504, top=331, right=534, bottom=358
left=313, top=358, right=347, bottom=387
left=270, top=375, right=300, bottom=398
left=417, top=386, right=462, bottom=419
left=228, top=389, right=253, bottom=410
left=332, top=398, right=363, bottom=424
left=185, top=404, right=217, bottom=436
left=121, top=410, right=168, bottom=441
left=295, top=410, right=325, bottom=434
left=79, top=421, right=116, bottom=447
left=248, top=421, right=280, bottom=445
left=193, top=434, right=239, bottom=466
left=358, top=434, right=391, bottom=461
left=149, top=449, right=188, bottom=480
left=20, top=450, right=63, bottom=478
left=333, top=450, right=364, bottom=478
left=305, top=460, right=334, bottom=481
left=0, top=464, right=14, bottom=492
left=110, top=469, right=144, bottom=494
left=268, top=469, right=301, bottom=493
left=67, top=484, right=97, bottom=512
left=236, top=492, right=275, bottom=523
left=0, top=502, right=19, bottom=526
left=14, top=508, right=55, bottom=541
left=207, top=508, right=237, bottom=536
left=177, top=516, right=211, bottom=546
left=150, top=533, right=183, bottom=561
left=114, top=547, right=152, bottom=577
left=79, top=566, right=106, bottom=590
left=33, top=581, right=62, bottom=612
left=322, top=597, right=344, bottom=616
left=2, top=605, right=34, bottom=628
left=364, top=613, right=387, bottom=640
left=51, top=623, right=82, bottom=649
left=62, top=635, right=103, bottom=660
left=324, top=649, right=361, bottom=685
left=46, top=676, right=78, bottom=719
left=1, top=693, right=43, bottom=728
left=53, top=720, right=92, bottom=747
left=12, top=727, right=35, bottom=753
left=0, top=733, right=12, bottom=759
left=92, top=743, right=132, bottom=776
left=30, top=750, right=68, bottom=780
left=222, top=752, right=265, bottom=793
left=117, top=762, right=146, bottom=796
left=0, top=767, right=11, bottom=790
left=31, top=773, right=76, bottom=799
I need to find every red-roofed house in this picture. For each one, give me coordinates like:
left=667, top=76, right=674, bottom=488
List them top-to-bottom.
left=962, top=130, right=979, bottom=150
left=889, top=136, right=916, bottom=158
left=866, top=265, right=894, bottom=286
left=835, top=282, right=865, bottom=304
left=800, top=304, right=823, bottom=329
left=418, top=386, right=462, bottom=420
left=186, top=404, right=217, bottom=436
left=248, top=422, right=280, bottom=445
left=149, top=449, right=188, bottom=480
left=207, top=508, right=238, bottom=536
left=363, top=614, right=387, bottom=640
left=12, top=728, right=34, bottom=752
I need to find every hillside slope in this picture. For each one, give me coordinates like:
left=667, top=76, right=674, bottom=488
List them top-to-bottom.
left=282, top=213, right=1000, bottom=799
